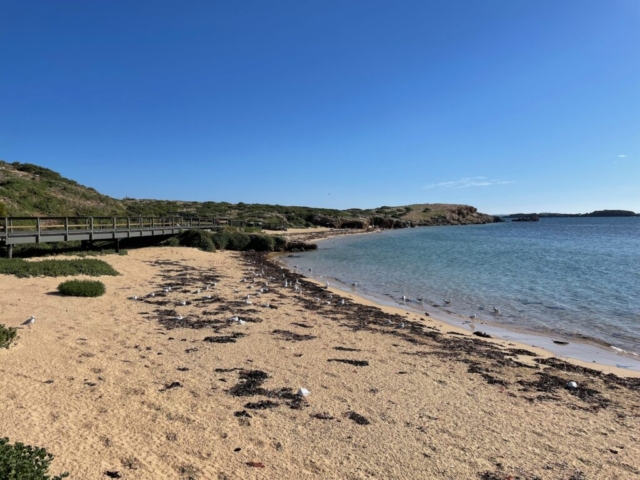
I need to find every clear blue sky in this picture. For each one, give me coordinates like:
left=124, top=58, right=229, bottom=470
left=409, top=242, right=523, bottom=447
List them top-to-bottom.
left=1, top=0, right=638, bottom=214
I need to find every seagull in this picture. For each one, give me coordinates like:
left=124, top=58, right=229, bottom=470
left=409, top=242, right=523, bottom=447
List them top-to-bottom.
left=284, top=280, right=289, bottom=288
left=325, top=281, right=330, bottom=289
left=195, top=289, right=201, bottom=294
left=148, top=292, right=156, bottom=298
left=129, top=295, right=138, bottom=301
left=203, top=295, right=212, bottom=299
left=402, top=295, right=407, bottom=303
left=340, top=299, right=345, bottom=305
left=179, top=300, right=187, bottom=306
left=444, top=300, right=451, bottom=305
left=493, top=307, right=501, bottom=314
left=470, top=313, right=477, bottom=319
left=175, top=315, right=184, bottom=320
left=22, top=316, right=35, bottom=328
left=229, top=316, right=239, bottom=322
left=385, top=318, right=393, bottom=325
left=238, top=320, right=246, bottom=325
left=398, top=322, right=405, bottom=329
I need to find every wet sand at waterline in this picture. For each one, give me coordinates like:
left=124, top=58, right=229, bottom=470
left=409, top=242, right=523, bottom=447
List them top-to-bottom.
left=1, top=247, right=639, bottom=479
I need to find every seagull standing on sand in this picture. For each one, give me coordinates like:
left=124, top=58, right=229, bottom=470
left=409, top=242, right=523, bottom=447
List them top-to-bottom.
left=493, top=307, right=501, bottom=314
left=22, top=316, right=35, bottom=329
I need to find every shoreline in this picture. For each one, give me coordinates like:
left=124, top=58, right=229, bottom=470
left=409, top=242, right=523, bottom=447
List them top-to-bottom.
left=272, top=228, right=640, bottom=377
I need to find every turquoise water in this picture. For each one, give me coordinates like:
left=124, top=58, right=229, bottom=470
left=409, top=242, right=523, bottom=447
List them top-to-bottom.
left=282, top=218, right=640, bottom=354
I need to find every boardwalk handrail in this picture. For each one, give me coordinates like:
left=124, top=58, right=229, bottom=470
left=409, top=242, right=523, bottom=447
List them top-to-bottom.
left=0, top=216, right=231, bottom=236
left=1, top=216, right=286, bottom=239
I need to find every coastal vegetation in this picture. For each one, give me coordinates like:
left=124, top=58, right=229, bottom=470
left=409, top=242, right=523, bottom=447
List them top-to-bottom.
left=0, top=161, right=499, bottom=228
left=170, top=228, right=285, bottom=253
left=0, top=258, right=119, bottom=278
left=57, top=279, right=106, bottom=297
left=0, top=324, right=18, bottom=349
left=0, top=437, right=68, bottom=479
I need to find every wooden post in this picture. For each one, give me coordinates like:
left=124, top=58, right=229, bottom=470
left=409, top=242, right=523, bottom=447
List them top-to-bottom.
left=113, top=216, right=117, bottom=232
left=3, top=217, right=7, bottom=236
left=36, top=217, right=41, bottom=243
left=64, top=217, right=69, bottom=241
left=90, top=217, right=94, bottom=241
left=127, top=217, right=131, bottom=230
left=115, top=238, right=120, bottom=253
left=7, top=244, right=13, bottom=259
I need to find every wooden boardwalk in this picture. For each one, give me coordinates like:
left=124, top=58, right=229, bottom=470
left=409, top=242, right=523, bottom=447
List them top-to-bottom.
left=0, top=217, right=285, bottom=257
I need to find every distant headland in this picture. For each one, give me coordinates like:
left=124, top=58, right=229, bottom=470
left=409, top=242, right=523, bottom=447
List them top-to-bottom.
left=505, top=210, right=638, bottom=220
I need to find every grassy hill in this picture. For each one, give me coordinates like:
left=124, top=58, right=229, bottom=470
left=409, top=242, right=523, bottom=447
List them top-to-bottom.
left=0, top=160, right=499, bottom=228
left=0, top=161, right=126, bottom=216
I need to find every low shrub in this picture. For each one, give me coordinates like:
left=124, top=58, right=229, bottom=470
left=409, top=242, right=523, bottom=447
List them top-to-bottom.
left=177, top=229, right=215, bottom=252
left=210, top=230, right=230, bottom=249
left=225, top=231, right=251, bottom=251
left=248, top=234, right=275, bottom=252
left=160, top=236, right=181, bottom=247
left=273, top=236, right=288, bottom=252
left=0, top=259, right=119, bottom=278
left=57, top=280, right=106, bottom=297
left=0, top=324, right=18, bottom=349
left=0, top=437, right=69, bottom=479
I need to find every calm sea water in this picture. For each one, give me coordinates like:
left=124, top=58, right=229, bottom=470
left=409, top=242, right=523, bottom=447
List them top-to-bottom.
left=282, top=218, right=640, bottom=353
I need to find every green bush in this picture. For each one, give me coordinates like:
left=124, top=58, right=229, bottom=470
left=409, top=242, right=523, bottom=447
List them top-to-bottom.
left=177, top=229, right=215, bottom=252
left=210, top=230, right=230, bottom=250
left=225, top=231, right=251, bottom=251
left=248, top=234, right=275, bottom=252
left=160, top=236, right=181, bottom=247
left=273, top=236, right=288, bottom=252
left=0, top=259, right=119, bottom=278
left=57, top=280, right=106, bottom=297
left=0, top=324, right=18, bottom=349
left=0, top=437, right=68, bottom=479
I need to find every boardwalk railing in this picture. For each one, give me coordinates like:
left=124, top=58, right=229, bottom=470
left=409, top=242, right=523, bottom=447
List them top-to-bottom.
left=0, top=216, right=285, bottom=257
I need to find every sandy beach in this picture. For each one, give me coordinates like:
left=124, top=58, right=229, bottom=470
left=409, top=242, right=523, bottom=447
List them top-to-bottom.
left=1, top=246, right=639, bottom=479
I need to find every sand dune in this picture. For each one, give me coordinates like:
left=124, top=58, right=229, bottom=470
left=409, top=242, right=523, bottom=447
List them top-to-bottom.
left=1, top=247, right=638, bottom=479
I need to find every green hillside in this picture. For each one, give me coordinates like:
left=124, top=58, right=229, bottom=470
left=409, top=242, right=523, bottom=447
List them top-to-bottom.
left=0, top=160, right=499, bottom=228
left=0, top=161, right=126, bottom=216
